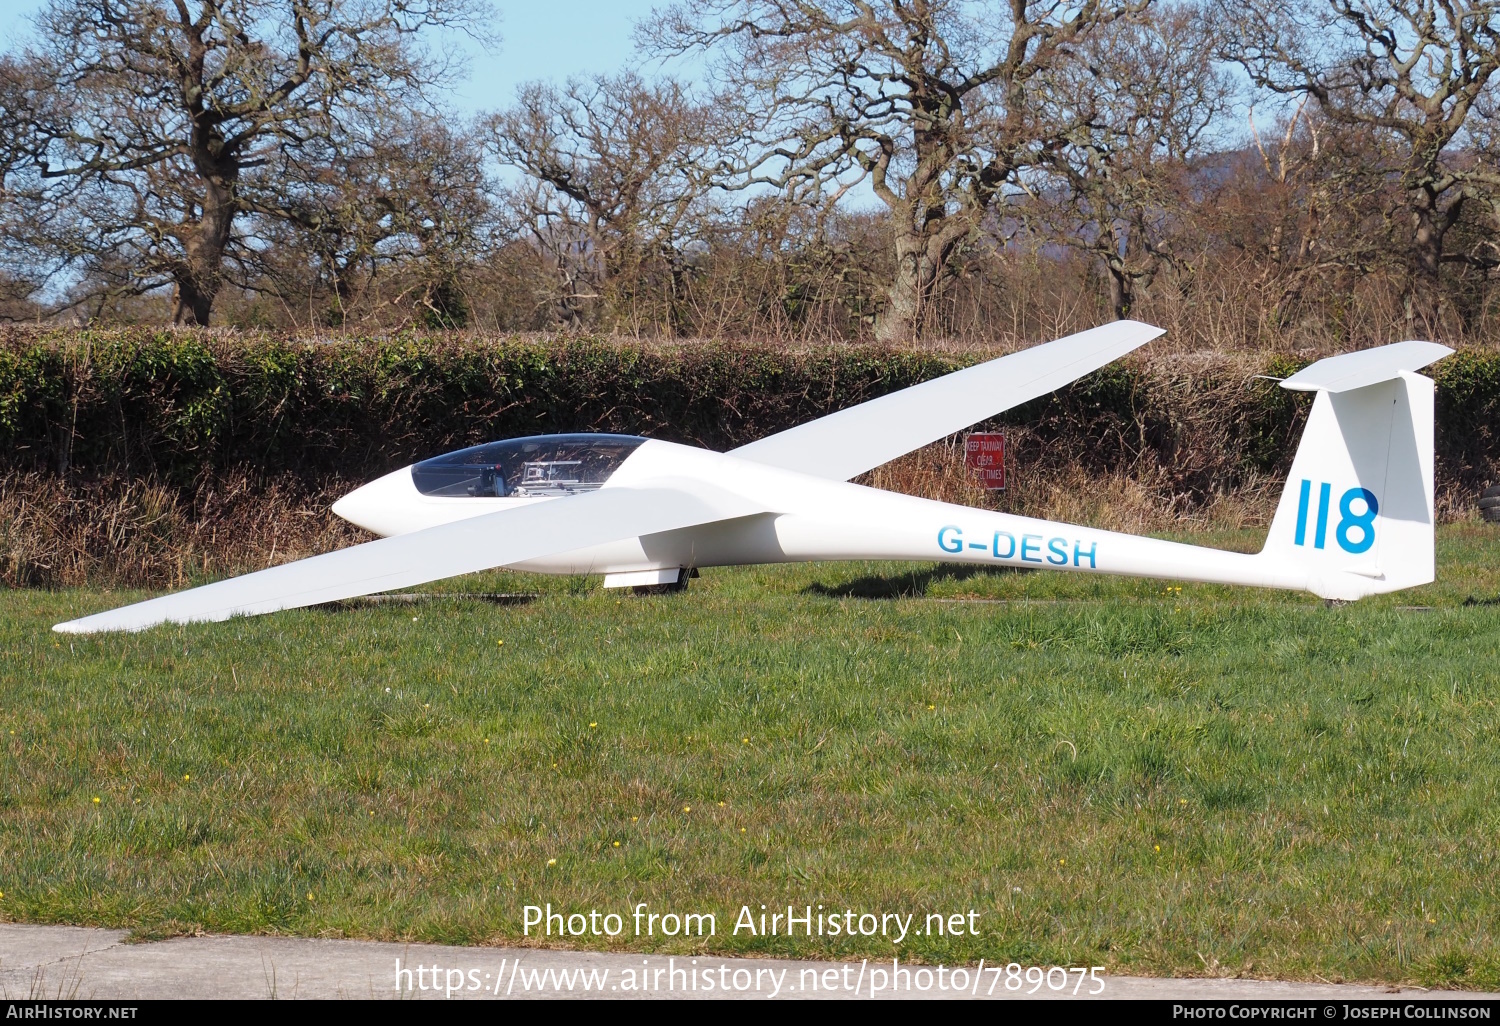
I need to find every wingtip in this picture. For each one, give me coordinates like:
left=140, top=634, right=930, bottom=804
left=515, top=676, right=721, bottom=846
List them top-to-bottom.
left=1117, top=318, right=1166, bottom=339
left=54, top=613, right=138, bottom=634
left=53, top=615, right=109, bottom=634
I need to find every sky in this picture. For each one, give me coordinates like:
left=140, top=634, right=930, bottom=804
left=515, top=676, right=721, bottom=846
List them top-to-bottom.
left=0, top=0, right=656, bottom=116
left=451, top=1, right=657, bottom=114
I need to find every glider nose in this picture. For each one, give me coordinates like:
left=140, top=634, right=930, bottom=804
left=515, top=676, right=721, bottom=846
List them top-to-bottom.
left=331, top=467, right=423, bottom=537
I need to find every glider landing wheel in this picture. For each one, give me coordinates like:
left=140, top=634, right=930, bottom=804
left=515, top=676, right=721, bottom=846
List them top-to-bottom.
left=631, top=569, right=694, bottom=596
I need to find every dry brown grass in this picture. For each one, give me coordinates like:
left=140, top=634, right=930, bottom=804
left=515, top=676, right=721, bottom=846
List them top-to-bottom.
left=864, top=441, right=1282, bottom=534
left=0, top=471, right=366, bottom=589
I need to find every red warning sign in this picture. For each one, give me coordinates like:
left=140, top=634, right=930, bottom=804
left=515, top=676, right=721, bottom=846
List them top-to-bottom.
left=964, top=432, right=1006, bottom=490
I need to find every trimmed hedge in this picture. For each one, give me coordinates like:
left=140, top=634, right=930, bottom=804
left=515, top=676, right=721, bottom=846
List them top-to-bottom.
left=1, top=328, right=1496, bottom=503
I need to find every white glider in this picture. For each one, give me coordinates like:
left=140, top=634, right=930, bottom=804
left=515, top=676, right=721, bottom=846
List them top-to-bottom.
left=54, top=323, right=1452, bottom=633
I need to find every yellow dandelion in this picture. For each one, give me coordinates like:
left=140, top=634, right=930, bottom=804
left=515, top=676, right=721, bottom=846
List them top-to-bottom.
left=497, top=639, right=504, bottom=645
left=927, top=704, right=935, bottom=711
left=589, top=722, right=597, bottom=728
left=742, top=737, right=749, bottom=744
left=484, top=738, right=490, bottom=743
left=552, top=762, right=558, bottom=768
left=183, top=774, right=190, bottom=781
left=92, top=797, right=100, bottom=804
left=1179, top=798, right=1188, bottom=805
left=717, top=801, right=725, bottom=807
left=683, top=805, right=691, bottom=813
left=631, top=816, right=638, bottom=822
left=740, top=828, right=746, bottom=834
left=612, top=841, right=620, bottom=847
left=1154, top=845, right=1160, bottom=852
left=546, top=858, right=557, bottom=866
left=1059, top=858, right=1066, bottom=865
left=0, top=890, right=4, bottom=898
left=307, top=892, right=314, bottom=901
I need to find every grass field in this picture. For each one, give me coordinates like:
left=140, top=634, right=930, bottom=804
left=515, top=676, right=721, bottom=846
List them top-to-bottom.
left=3, top=526, right=1500, bottom=988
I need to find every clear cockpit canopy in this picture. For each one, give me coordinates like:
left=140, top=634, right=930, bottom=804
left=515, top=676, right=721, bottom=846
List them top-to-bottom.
left=410, top=434, right=648, bottom=498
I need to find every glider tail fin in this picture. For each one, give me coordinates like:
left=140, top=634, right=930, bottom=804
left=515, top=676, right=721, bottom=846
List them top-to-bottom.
left=1259, top=341, right=1450, bottom=599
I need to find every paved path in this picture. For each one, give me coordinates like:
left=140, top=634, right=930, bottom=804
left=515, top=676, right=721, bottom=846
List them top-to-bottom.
left=0, top=924, right=1490, bottom=1001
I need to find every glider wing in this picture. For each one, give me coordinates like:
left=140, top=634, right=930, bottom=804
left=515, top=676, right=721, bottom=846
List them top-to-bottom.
left=727, top=320, right=1163, bottom=481
left=54, top=481, right=764, bottom=633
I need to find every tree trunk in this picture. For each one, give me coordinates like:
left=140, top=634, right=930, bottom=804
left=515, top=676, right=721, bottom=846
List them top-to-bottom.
left=171, top=179, right=237, bottom=326
left=1406, top=189, right=1453, bottom=335
left=1411, top=196, right=1443, bottom=284
left=1103, top=221, right=1145, bottom=320
left=876, top=233, right=945, bottom=343
left=664, top=246, right=691, bottom=338
left=1106, top=260, right=1132, bottom=320
left=171, top=278, right=215, bottom=326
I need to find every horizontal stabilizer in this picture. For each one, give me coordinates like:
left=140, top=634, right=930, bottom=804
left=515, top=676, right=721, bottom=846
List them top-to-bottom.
left=729, top=320, right=1163, bottom=481
left=1280, top=341, right=1452, bottom=393
left=54, top=481, right=763, bottom=633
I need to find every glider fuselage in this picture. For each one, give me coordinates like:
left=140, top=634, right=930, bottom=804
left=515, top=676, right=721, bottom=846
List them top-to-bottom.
left=334, top=438, right=1318, bottom=595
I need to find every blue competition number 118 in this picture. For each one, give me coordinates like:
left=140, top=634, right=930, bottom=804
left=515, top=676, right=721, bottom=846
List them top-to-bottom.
left=1293, top=480, right=1378, bottom=554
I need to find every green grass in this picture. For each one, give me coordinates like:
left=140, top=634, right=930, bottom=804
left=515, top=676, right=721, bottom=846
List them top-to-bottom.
left=3, top=525, right=1500, bottom=987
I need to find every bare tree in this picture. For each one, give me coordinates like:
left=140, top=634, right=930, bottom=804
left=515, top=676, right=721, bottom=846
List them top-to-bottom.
left=1, top=0, right=492, bottom=325
left=645, top=0, right=1153, bottom=342
left=1221, top=0, right=1500, bottom=329
left=1022, top=4, right=1236, bottom=318
left=484, top=74, right=711, bottom=331
left=1469, top=80, right=1500, bottom=270
left=1246, top=101, right=1324, bottom=273
left=1230, top=102, right=1413, bottom=324
left=257, top=115, right=495, bottom=327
